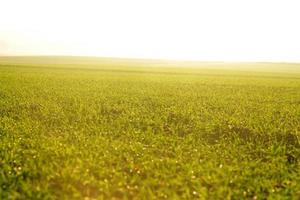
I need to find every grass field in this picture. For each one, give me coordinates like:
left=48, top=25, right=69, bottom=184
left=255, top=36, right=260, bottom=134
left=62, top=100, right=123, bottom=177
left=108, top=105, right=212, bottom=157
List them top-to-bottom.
left=0, top=57, right=300, bottom=199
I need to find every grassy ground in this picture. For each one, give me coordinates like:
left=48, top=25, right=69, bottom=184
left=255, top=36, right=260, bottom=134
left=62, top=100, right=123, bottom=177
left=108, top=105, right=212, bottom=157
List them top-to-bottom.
left=0, top=57, right=299, bottom=199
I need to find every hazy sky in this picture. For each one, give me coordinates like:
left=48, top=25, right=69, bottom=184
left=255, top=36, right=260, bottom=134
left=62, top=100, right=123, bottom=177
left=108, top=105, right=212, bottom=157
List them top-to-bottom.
left=0, top=0, right=300, bottom=61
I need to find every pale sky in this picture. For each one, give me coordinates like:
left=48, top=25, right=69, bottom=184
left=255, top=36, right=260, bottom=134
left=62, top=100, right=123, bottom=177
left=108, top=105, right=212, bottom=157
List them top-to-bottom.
left=0, top=0, right=300, bottom=62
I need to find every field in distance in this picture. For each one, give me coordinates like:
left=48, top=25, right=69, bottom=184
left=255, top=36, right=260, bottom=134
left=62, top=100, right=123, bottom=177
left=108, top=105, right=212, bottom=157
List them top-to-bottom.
left=0, top=57, right=299, bottom=199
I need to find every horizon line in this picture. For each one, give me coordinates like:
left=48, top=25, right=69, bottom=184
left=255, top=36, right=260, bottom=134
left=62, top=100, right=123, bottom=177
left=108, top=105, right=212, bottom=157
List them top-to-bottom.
left=1, top=55, right=300, bottom=65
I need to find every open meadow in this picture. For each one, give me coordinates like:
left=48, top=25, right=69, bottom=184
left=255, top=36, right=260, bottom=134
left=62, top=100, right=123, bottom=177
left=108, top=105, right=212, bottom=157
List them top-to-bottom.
left=0, top=57, right=300, bottom=199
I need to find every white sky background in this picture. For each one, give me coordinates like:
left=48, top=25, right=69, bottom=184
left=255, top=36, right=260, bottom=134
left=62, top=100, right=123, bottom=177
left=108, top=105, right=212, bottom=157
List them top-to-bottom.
left=0, top=0, right=300, bottom=62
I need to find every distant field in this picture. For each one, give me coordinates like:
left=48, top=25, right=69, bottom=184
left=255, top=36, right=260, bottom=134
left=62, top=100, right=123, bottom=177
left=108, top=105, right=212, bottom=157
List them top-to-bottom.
left=0, top=57, right=299, bottom=199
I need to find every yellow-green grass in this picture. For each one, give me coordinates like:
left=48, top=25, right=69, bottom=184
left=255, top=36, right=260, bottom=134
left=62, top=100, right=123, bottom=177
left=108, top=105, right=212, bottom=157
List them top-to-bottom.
left=0, top=57, right=299, bottom=199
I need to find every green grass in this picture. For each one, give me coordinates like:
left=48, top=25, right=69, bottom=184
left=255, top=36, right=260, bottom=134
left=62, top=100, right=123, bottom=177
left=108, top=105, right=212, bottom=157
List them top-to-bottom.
left=0, top=57, right=300, bottom=199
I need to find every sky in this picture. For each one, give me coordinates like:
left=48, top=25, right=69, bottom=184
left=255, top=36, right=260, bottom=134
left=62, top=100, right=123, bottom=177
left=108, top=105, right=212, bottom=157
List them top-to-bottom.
left=0, top=0, right=300, bottom=62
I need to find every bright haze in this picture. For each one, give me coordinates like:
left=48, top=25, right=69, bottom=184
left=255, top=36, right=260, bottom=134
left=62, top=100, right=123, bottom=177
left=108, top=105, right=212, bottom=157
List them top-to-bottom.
left=0, top=0, right=300, bottom=62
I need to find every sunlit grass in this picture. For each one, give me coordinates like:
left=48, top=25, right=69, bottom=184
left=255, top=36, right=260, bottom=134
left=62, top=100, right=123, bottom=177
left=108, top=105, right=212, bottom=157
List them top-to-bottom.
left=0, top=57, right=299, bottom=199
